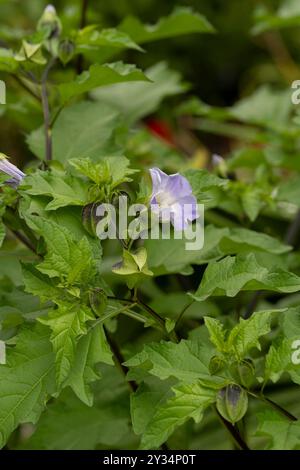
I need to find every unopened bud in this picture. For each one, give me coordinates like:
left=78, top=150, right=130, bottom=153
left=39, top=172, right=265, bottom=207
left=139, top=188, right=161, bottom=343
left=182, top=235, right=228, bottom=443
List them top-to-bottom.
left=37, top=4, right=62, bottom=39
left=58, top=39, right=75, bottom=65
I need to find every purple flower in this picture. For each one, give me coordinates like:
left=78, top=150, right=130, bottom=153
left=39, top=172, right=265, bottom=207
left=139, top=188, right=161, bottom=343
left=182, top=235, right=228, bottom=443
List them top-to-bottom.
left=0, top=154, right=25, bottom=188
left=149, top=167, right=198, bottom=231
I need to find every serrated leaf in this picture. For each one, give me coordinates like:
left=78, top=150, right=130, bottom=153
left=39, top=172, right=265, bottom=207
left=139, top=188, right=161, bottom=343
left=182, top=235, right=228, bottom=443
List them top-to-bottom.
left=120, top=7, right=214, bottom=44
left=76, top=26, right=143, bottom=53
left=58, top=62, right=148, bottom=104
left=70, top=155, right=137, bottom=187
left=21, top=170, right=89, bottom=210
left=28, top=217, right=96, bottom=285
left=192, top=254, right=300, bottom=301
left=22, top=264, right=62, bottom=301
left=40, top=303, right=94, bottom=387
left=227, top=310, right=275, bottom=357
left=204, top=317, right=226, bottom=351
left=65, top=323, right=113, bottom=406
left=0, top=324, right=55, bottom=448
left=126, top=339, right=226, bottom=387
left=139, top=383, right=215, bottom=449
left=255, top=410, right=300, bottom=449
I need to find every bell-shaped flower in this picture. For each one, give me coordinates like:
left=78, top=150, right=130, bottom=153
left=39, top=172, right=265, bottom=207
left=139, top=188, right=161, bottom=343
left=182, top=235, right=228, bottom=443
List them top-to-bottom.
left=0, top=153, right=25, bottom=188
left=149, top=167, right=198, bottom=231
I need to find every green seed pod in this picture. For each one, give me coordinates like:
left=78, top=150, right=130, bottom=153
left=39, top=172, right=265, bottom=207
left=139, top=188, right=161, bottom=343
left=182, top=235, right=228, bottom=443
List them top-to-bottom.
left=58, top=39, right=75, bottom=65
left=82, top=203, right=103, bottom=237
left=89, top=289, right=107, bottom=317
left=209, top=355, right=226, bottom=375
left=216, top=384, right=248, bottom=424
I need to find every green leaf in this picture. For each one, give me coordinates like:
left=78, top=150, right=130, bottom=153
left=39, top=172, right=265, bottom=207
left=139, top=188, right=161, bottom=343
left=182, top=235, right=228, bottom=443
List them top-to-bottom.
left=252, top=0, right=300, bottom=35
left=120, top=7, right=214, bottom=44
left=76, top=26, right=143, bottom=53
left=0, top=48, right=18, bottom=72
left=58, top=62, right=148, bottom=104
left=93, top=62, right=186, bottom=124
left=230, top=86, right=292, bottom=127
left=27, top=101, right=123, bottom=162
left=70, top=155, right=137, bottom=187
left=21, top=170, right=90, bottom=210
left=276, top=176, right=300, bottom=207
left=241, top=186, right=264, bottom=222
left=28, top=217, right=96, bottom=285
left=146, top=225, right=289, bottom=275
left=219, top=227, right=291, bottom=255
left=192, top=254, right=300, bottom=301
left=22, top=264, right=62, bottom=302
left=40, top=303, right=94, bottom=387
left=264, top=308, right=300, bottom=384
left=227, top=310, right=275, bottom=357
left=204, top=317, right=226, bottom=351
left=65, top=323, right=113, bottom=406
left=0, top=324, right=55, bottom=448
left=265, top=338, right=292, bottom=383
left=126, top=339, right=226, bottom=387
left=130, top=379, right=172, bottom=436
left=139, top=383, right=216, bottom=449
left=19, top=388, right=131, bottom=450
left=255, top=410, right=300, bottom=449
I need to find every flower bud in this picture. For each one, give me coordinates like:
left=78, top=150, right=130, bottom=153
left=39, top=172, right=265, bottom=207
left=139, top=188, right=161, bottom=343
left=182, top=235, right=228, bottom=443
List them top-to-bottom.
left=37, top=4, right=62, bottom=39
left=58, top=39, right=75, bottom=65
left=0, top=153, right=25, bottom=188
left=82, top=203, right=98, bottom=237
left=209, top=355, right=225, bottom=375
left=216, top=384, right=248, bottom=424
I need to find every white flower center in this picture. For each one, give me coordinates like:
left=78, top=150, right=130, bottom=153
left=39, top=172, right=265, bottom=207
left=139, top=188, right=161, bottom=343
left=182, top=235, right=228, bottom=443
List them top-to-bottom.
left=155, top=190, right=177, bottom=209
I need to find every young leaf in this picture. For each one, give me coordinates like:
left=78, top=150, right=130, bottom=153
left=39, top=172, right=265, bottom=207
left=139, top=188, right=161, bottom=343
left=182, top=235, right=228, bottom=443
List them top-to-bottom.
left=21, top=170, right=89, bottom=210
left=28, top=217, right=96, bottom=285
left=22, top=263, right=63, bottom=302
left=227, top=310, right=275, bottom=357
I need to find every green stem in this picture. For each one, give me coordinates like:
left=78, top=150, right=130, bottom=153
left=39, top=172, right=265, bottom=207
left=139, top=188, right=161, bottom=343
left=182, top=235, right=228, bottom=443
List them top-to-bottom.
left=41, top=58, right=56, bottom=162
left=136, top=297, right=179, bottom=343
left=104, top=326, right=137, bottom=393
left=214, top=406, right=250, bottom=450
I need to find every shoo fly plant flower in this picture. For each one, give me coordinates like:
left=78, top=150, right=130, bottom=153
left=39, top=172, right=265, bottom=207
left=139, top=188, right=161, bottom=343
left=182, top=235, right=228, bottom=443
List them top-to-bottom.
left=2, top=2, right=300, bottom=455
left=0, top=154, right=25, bottom=188
left=149, top=167, right=198, bottom=230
